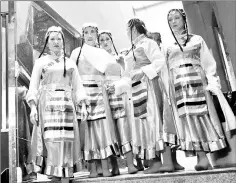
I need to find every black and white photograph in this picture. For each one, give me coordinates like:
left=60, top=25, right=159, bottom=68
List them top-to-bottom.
left=1, top=1, right=236, bottom=183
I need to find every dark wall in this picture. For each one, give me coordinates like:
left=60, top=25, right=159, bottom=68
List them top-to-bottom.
left=214, top=1, right=236, bottom=77
left=1, top=132, right=9, bottom=172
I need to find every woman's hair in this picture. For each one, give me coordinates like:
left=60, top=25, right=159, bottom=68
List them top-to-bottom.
left=167, top=9, right=189, bottom=52
left=127, top=18, right=148, bottom=61
left=127, top=18, right=147, bottom=35
left=76, top=23, right=99, bottom=66
left=38, top=26, right=67, bottom=77
left=98, top=30, right=118, bottom=55
left=151, top=32, right=162, bottom=43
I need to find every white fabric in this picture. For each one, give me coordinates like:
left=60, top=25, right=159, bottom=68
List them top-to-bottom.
left=45, top=26, right=64, bottom=39
left=200, top=36, right=221, bottom=90
left=201, top=37, right=236, bottom=131
left=71, top=44, right=117, bottom=73
left=26, top=57, right=47, bottom=105
left=113, top=77, right=132, bottom=96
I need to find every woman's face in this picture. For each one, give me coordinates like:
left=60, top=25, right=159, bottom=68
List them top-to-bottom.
left=168, top=10, right=185, bottom=32
left=83, top=27, right=97, bottom=46
left=47, top=32, right=63, bottom=53
left=99, top=33, right=112, bottom=51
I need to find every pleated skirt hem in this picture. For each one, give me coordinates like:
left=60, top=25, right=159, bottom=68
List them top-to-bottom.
left=163, top=132, right=179, bottom=146
left=179, top=137, right=226, bottom=156
left=132, top=140, right=164, bottom=160
left=120, top=141, right=132, bottom=155
left=83, top=142, right=120, bottom=160
left=35, top=155, right=77, bottom=177
left=45, top=165, right=74, bottom=178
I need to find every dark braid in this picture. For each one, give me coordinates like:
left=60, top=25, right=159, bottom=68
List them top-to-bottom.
left=183, top=22, right=189, bottom=47
left=130, top=30, right=136, bottom=61
left=97, top=33, right=100, bottom=48
left=62, top=34, right=66, bottom=77
left=109, top=35, right=118, bottom=55
left=38, top=36, right=49, bottom=58
left=76, top=38, right=84, bottom=66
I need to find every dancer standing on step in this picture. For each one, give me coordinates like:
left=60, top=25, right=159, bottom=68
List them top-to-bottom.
left=165, top=9, right=236, bottom=171
left=122, top=18, right=166, bottom=174
left=70, top=23, right=120, bottom=178
left=27, top=26, right=88, bottom=182
left=98, top=30, right=138, bottom=175
left=149, top=31, right=185, bottom=172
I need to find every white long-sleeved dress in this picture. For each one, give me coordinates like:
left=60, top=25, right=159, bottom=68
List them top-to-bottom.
left=124, top=34, right=166, bottom=159
left=164, top=34, right=236, bottom=155
left=70, top=46, right=120, bottom=160
left=26, top=54, right=87, bottom=177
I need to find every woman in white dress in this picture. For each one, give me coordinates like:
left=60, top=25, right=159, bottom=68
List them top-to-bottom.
left=165, top=9, right=236, bottom=171
left=122, top=18, right=166, bottom=174
left=70, top=23, right=120, bottom=178
left=27, top=26, right=88, bottom=182
left=99, top=30, right=138, bottom=175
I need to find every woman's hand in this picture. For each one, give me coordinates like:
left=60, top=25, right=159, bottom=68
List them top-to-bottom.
left=131, top=69, right=145, bottom=82
left=106, top=84, right=115, bottom=94
left=80, top=103, right=88, bottom=122
left=30, top=106, right=38, bottom=125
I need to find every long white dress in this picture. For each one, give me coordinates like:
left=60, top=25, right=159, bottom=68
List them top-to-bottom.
left=123, top=34, right=166, bottom=160
left=164, top=34, right=236, bottom=155
left=70, top=45, right=120, bottom=161
left=26, top=54, right=87, bottom=177
left=104, top=54, right=133, bottom=155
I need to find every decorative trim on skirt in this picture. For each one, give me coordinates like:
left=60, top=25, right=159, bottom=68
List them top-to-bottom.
left=114, top=117, right=132, bottom=155
left=83, top=118, right=120, bottom=160
left=163, top=132, right=179, bottom=146
left=179, top=138, right=226, bottom=154
left=132, top=140, right=164, bottom=160
left=120, top=142, right=132, bottom=156
left=36, top=155, right=44, bottom=167
left=45, top=165, right=74, bottom=178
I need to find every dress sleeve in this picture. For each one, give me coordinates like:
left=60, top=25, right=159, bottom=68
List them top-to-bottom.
left=200, top=37, right=221, bottom=88
left=141, top=40, right=165, bottom=80
left=70, top=47, right=81, bottom=63
left=122, top=54, right=134, bottom=78
left=26, top=59, right=43, bottom=106
left=71, top=62, right=89, bottom=105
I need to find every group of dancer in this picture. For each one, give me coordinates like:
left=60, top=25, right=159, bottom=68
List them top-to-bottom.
left=26, top=9, right=236, bottom=182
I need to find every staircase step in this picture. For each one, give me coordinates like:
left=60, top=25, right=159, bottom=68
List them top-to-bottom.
left=73, top=167, right=236, bottom=183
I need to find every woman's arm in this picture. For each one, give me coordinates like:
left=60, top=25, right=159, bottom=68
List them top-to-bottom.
left=200, top=36, right=221, bottom=89
left=142, top=40, right=165, bottom=80
left=26, top=59, right=43, bottom=108
left=71, top=60, right=88, bottom=105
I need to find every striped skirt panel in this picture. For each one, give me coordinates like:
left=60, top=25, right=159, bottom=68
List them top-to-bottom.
left=173, top=64, right=208, bottom=117
left=77, top=81, right=106, bottom=120
left=132, top=81, right=148, bottom=118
